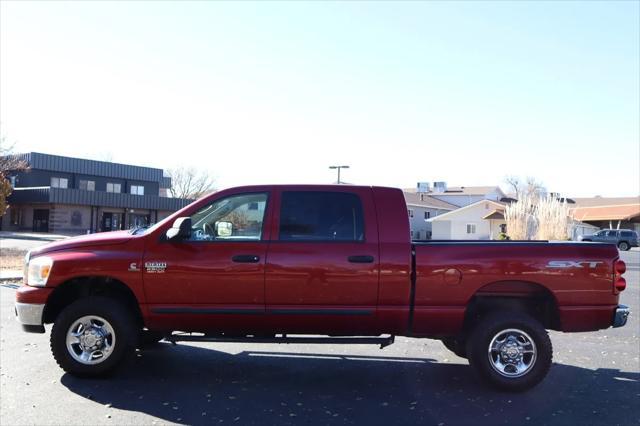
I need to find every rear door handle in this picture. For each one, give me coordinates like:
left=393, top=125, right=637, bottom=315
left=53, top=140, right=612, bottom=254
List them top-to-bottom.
left=232, top=255, right=260, bottom=263
left=348, top=255, right=375, bottom=263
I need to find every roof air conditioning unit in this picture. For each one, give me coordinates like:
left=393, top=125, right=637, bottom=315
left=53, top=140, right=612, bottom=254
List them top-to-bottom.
left=433, top=181, right=447, bottom=193
left=417, top=182, right=431, bottom=193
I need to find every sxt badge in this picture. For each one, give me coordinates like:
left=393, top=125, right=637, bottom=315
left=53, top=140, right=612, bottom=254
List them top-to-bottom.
left=546, top=261, right=602, bottom=269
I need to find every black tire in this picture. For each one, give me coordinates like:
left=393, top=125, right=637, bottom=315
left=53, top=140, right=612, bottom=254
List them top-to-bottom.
left=581, top=239, right=591, bottom=242
left=618, top=241, right=630, bottom=251
left=50, top=296, right=137, bottom=377
left=466, top=312, right=552, bottom=392
left=139, top=329, right=166, bottom=347
left=441, top=337, right=467, bottom=359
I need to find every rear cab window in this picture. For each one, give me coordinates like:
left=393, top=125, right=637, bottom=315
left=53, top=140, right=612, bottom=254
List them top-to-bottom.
left=278, top=191, right=365, bottom=241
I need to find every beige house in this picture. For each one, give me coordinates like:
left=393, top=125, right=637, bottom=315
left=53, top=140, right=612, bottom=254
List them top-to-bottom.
left=403, top=191, right=457, bottom=240
left=428, top=199, right=507, bottom=240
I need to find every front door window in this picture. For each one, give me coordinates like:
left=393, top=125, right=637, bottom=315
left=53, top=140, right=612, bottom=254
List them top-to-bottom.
left=188, top=193, right=268, bottom=241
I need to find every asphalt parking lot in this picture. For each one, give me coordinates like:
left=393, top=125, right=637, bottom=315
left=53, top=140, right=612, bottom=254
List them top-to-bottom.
left=0, top=251, right=638, bottom=426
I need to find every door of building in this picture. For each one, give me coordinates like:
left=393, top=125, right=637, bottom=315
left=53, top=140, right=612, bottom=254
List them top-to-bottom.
left=33, top=209, right=49, bottom=232
left=101, top=212, right=124, bottom=231
left=101, top=212, right=112, bottom=231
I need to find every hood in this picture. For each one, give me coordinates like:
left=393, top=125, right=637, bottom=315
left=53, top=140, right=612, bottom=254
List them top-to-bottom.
left=29, top=230, right=135, bottom=257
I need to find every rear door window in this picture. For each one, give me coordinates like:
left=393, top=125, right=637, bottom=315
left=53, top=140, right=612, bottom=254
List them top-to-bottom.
left=279, top=192, right=364, bottom=241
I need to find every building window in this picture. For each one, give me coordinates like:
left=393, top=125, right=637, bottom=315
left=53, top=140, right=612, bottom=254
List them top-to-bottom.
left=51, top=177, right=68, bottom=188
left=79, top=180, right=95, bottom=191
left=107, top=183, right=122, bottom=193
left=131, top=185, right=145, bottom=196
left=408, top=209, right=414, bottom=218
left=424, top=211, right=431, bottom=219
left=466, top=223, right=477, bottom=234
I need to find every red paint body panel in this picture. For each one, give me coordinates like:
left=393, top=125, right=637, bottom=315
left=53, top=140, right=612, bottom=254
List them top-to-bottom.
left=18, top=184, right=625, bottom=337
left=373, top=187, right=413, bottom=334
left=411, top=242, right=620, bottom=335
left=16, top=285, right=52, bottom=304
left=558, top=305, right=618, bottom=332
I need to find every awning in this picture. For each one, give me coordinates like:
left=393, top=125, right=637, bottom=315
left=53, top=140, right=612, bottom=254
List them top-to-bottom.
left=571, top=204, right=640, bottom=221
left=483, top=209, right=505, bottom=220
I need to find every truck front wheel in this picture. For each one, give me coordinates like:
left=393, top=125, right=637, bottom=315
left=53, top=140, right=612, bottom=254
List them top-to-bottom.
left=50, top=297, right=136, bottom=377
left=466, top=312, right=552, bottom=391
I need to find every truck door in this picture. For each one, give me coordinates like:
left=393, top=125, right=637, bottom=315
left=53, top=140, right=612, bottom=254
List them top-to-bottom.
left=264, top=188, right=380, bottom=334
left=143, top=191, right=272, bottom=332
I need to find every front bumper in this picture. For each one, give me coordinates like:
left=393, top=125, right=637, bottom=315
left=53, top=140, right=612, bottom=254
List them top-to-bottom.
left=15, top=285, right=51, bottom=334
left=15, top=303, right=46, bottom=333
left=613, top=305, right=630, bottom=328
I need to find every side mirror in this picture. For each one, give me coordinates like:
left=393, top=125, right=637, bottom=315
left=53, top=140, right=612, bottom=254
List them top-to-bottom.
left=166, top=217, right=192, bottom=240
left=215, top=221, right=233, bottom=237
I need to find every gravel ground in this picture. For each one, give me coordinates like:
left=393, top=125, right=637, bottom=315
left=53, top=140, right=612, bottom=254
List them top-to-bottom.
left=0, top=249, right=26, bottom=271
left=0, top=251, right=638, bottom=426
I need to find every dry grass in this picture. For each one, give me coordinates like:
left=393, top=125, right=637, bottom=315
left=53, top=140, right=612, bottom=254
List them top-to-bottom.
left=505, top=193, right=537, bottom=240
left=505, top=195, right=574, bottom=240
left=537, top=196, right=573, bottom=240
left=0, top=248, right=27, bottom=271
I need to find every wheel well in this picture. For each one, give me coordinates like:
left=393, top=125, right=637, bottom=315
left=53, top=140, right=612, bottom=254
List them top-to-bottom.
left=43, top=276, right=143, bottom=326
left=464, top=281, right=560, bottom=332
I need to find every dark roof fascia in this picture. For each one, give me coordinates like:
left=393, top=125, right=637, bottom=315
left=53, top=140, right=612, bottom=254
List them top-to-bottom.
left=7, top=152, right=170, bottom=185
left=8, top=187, right=192, bottom=211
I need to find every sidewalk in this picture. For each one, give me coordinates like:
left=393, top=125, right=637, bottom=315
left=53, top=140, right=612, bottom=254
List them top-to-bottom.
left=0, top=231, right=69, bottom=242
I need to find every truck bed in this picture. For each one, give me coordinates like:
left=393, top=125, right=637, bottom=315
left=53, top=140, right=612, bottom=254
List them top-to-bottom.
left=409, top=240, right=620, bottom=336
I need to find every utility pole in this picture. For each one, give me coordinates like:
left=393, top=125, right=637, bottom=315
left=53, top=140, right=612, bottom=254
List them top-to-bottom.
left=329, top=165, right=350, bottom=184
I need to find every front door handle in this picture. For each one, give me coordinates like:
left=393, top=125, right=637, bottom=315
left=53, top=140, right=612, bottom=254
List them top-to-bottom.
left=232, top=255, right=260, bottom=263
left=348, top=255, right=375, bottom=263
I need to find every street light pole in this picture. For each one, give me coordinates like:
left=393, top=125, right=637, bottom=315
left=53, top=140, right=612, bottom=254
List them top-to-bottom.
left=329, top=165, right=350, bottom=184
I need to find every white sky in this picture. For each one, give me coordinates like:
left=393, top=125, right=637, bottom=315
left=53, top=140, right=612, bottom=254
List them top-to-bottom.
left=1, top=2, right=639, bottom=196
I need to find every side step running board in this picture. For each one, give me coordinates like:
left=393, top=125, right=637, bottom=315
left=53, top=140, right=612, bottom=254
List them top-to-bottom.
left=166, top=334, right=395, bottom=349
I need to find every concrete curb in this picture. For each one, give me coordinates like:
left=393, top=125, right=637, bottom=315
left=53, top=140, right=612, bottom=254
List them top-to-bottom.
left=0, top=232, right=68, bottom=242
left=0, top=271, right=23, bottom=281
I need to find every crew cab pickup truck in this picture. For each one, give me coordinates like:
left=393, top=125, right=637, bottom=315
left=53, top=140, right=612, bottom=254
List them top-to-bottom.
left=16, top=185, right=630, bottom=391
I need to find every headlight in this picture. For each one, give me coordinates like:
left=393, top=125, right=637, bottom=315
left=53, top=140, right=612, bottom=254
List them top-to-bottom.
left=27, top=256, right=54, bottom=287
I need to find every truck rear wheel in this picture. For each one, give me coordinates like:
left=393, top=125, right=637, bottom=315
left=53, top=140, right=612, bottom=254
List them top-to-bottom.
left=50, top=297, right=136, bottom=377
left=466, top=312, right=552, bottom=391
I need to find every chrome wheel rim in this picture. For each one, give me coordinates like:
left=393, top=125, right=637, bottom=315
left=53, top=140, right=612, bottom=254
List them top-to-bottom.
left=66, top=315, right=116, bottom=365
left=488, top=328, right=536, bottom=378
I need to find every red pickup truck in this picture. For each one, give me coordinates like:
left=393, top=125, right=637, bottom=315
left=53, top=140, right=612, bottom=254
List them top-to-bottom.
left=16, top=185, right=629, bottom=391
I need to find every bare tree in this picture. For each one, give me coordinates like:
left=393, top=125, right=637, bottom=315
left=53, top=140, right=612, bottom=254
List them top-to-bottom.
left=0, top=137, right=29, bottom=215
left=166, top=166, right=216, bottom=200
left=503, top=175, right=547, bottom=202
left=504, top=175, right=521, bottom=197
left=524, top=176, right=547, bottom=202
